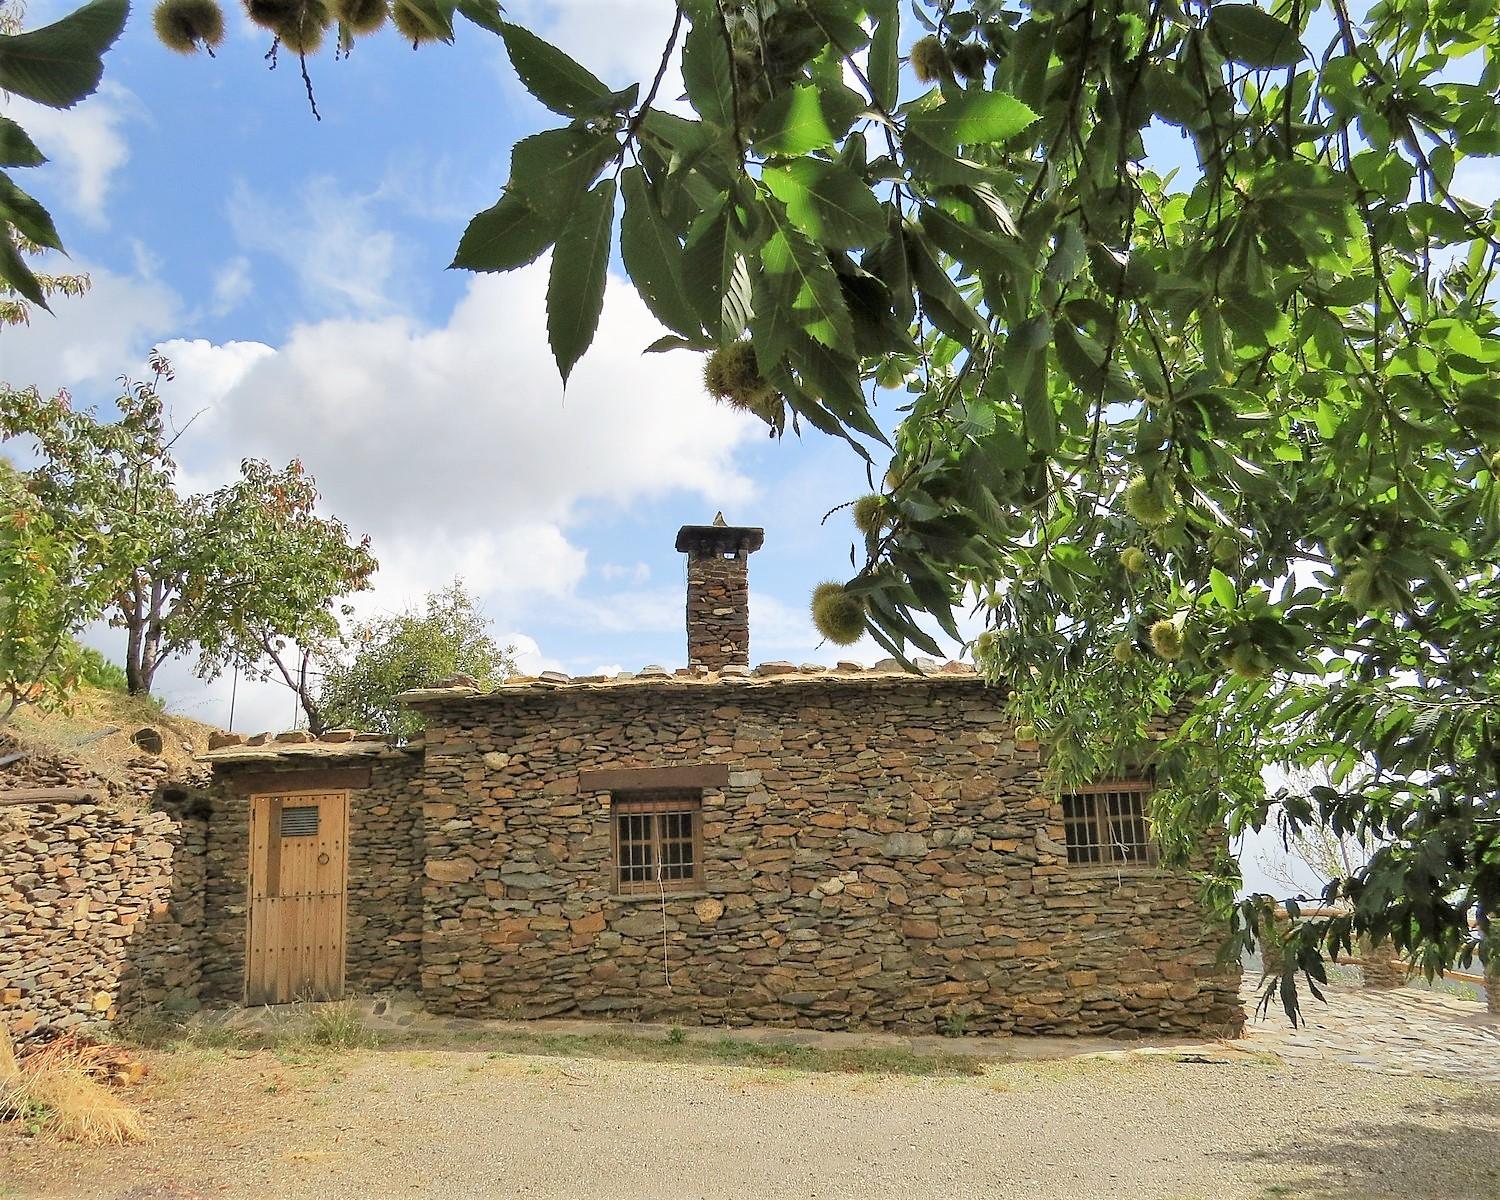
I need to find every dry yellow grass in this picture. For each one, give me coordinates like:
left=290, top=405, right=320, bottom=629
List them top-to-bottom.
left=4, top=684, right=223, bottom=799
left=1, top=1023, right=146, bottom=1145
left=0, top=1024, right=19, bottom=1083
left=20, top=1057, right=147, bottom=1144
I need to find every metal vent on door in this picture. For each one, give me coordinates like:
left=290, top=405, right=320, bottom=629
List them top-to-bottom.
left=279, top=805, right=320, bottom=838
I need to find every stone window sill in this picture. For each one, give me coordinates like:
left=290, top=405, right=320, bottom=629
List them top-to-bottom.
left=1067, top=864, right=1164, bottom=880
left=607, top=889, right=711, bottom=905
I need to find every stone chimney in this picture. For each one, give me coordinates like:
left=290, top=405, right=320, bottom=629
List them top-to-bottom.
left=675, top=513, right=764, bottom=671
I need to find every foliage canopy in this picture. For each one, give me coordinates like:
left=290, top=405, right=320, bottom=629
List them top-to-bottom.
left=442, top=0, right=1500, bottom=1014
left=0, top=360, right=376, bottom=727
left=319, top=579, right=516, bottom=741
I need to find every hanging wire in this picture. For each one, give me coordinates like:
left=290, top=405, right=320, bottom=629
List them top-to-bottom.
left=656, top=849, right=673, bottom=992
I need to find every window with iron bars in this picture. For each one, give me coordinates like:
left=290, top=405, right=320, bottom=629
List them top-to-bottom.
left=1061, top=783, right=1157, bottom=866
left=612, top=791, right=702, bottom=894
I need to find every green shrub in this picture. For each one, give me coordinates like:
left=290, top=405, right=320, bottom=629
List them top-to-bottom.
left=75, top=644, right=129, bottom=692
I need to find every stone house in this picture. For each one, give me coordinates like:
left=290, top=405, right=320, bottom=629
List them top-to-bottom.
left=187, top=517, right=1243, bottom=1037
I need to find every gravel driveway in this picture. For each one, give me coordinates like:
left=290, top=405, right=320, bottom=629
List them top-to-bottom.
left=6, top=1041, right=1498, bottom=1200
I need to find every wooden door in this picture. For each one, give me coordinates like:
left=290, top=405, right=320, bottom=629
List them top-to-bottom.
left=245, top=791, right=349, bottom=1005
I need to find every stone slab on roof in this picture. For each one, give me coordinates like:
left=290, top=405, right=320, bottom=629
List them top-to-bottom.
left=397, top=659, right=987, bottom=708
left=198, top=739, right=421, bottom=767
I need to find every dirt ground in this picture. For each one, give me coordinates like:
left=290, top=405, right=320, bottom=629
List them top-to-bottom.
left=4, top=1038, right=1497, bottom=1200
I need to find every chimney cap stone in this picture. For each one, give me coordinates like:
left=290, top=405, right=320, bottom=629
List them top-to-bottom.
left=675, top=518, right=764, bottom=556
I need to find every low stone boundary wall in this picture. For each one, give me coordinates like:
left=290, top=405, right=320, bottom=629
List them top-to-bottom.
left=0, top=798, right=206, bottom=1035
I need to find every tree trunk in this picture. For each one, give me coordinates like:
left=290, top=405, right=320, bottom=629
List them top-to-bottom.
left=136, top=576, right=166, bottom=695
left=124, top=578, right=148, bottom=694
left=263, top=639, right=326, bottom=736
left=298, top=651, right=326, bottom=735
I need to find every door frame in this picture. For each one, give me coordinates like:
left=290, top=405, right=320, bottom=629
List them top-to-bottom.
left=243, top=788, right=350, bottom=1005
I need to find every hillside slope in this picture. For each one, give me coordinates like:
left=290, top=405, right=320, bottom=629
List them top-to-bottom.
left=2, top=686, right=224, bottom=792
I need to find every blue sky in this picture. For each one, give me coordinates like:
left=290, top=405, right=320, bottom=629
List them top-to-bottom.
left=5, top=1, right=919, bottom=736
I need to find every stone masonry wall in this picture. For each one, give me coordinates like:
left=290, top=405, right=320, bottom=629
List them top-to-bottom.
left=685, top=552, right=750, bottom=670
left=415, top=679, right=1244, bottom=1037
left=201, top=755, right=425, bottom=1002
left=0, top=797, right=206, bottom=1035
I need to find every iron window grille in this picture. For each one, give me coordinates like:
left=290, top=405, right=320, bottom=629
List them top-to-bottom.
left=1061, top=782, right=1157, bottom=866
left=612, top=791, right=702, bottom=895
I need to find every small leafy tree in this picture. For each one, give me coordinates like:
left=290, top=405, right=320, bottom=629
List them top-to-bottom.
left=1, top=362, right=377, bottom=724
left=0, top=373, right=164, bottom=719
left=176, top=459, right=377, bottom=734
left=319, top=580, right=515, bottom=740
left=1256, top=768, right=1372, bottom=898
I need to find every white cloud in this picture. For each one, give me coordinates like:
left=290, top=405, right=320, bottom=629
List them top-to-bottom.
left=2, top=83, right=134, bottom=227
left=227, top=177, right=400, bottom=317
left=211, top=257, right=253, bottom=316
left=0, top=261, right=179, bottom=391
left=153, top=261, right=758, bottom=644
left=600, top=561, right=651, bottom=584
left=570, top=585, right=681, bottom=635
left=506, top=632, right=568, bottom=677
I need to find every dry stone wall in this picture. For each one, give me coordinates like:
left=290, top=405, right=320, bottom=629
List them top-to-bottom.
left=413, top=679, right=1244, bottom=1037
left=201, top=755, right=426, bottom=1002
left=0, top=792, right=206, bottom=1034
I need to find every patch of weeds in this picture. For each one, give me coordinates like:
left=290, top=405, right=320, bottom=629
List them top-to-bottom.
left=119, top=1002, right=376, bottom=1059
left=305, top=1003, right=378, bottom=1051
left=937, top=1007, right=969, bottom=1037
left=115, top=1008, right=254, bottom=1054
left=666, top=1026, right=687, bottom=1045
left=457, top=1029, right=984, bottom=1078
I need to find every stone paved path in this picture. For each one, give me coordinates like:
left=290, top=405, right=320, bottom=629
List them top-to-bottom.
left=1236, top=973, right=1500, bottom=1082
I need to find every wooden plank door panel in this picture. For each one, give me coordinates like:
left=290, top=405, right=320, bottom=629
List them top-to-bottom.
left=245, top=791, right=348, bottom=1005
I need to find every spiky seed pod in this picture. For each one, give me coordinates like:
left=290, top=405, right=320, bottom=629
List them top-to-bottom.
left=153, top=0, right=226, bottom=52
left=245, top=0, right=299, bottom=30
left=276, top=0, right=331, bottom=52
left=334, top=0, right=387, bottom=34
left=391, top=0, right=442, bottom=44
left=909, top=35, right=947, bottom=83
left=950, top=42, right=988, bottom=82
left=703, top=341, right=780, bottom=426
left=703, top=341, right=758, bottom=400
left=1124, top=473, right=1178, bottom=528
left=852, top=493, right=887, bottom=537
left=1209, top=531, right=1238, bottom=565
left=1119, top=546, right=1148, bottom=575
left=1340, top=562, right=1387, bottom=612
left=810, top=581, right=866, bottom=646
left=1149, top=618, right=1184, bottom=660
left=972, top=629, right=999, bottom=663
left=1111, top=638, right=1135, bottom=665
left=1221, top=642, right=1270, bottom=680
left=1014, top=722, right=1038, bottom=743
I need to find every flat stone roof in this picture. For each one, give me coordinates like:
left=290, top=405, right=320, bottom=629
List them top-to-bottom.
left=396, top=658, right=986, bottom=707
left=198, top=660, right=991, bottom=763
left=199, top=739, right=420, bottom=767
